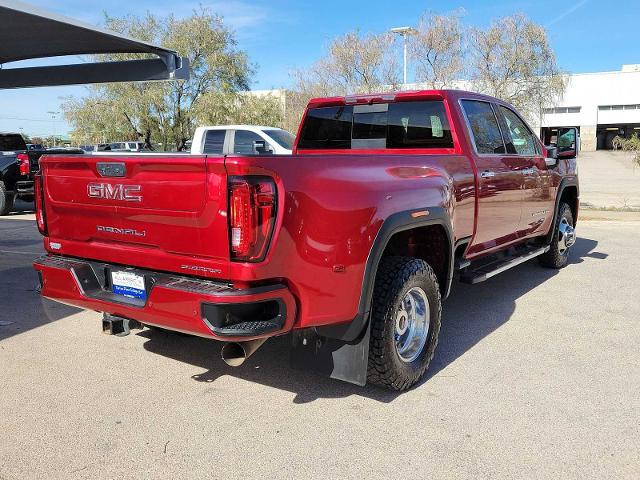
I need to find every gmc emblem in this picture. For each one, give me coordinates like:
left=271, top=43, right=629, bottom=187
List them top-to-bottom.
left=87, top=183, right=142, bottom=202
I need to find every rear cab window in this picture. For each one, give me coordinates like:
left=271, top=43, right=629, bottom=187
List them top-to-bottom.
left=296, top=100, right=454, bottom=151
left=297, top=106, right=353, bottom=149
left=0, top=134, right=27, bottom=152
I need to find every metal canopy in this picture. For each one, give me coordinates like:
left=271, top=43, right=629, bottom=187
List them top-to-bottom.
left=0, top=0, right=189, bottom=88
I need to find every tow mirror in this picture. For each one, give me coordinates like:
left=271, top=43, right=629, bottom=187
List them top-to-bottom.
left=557, top=127, right=578, bottom=159
left=545, top=146, right=558, bottom=167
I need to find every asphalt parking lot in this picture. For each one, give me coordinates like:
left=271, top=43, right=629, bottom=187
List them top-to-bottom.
left=1, top=200, right=639, bottom=479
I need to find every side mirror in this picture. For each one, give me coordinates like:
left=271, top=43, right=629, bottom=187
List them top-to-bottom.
left=253, top=140, right=272, bottom=155
left=545, top=146, right=558, bottom=167
left=558, top=149, right=576, bottom=160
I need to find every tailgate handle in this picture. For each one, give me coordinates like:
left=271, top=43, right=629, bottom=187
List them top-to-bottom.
left=97, top=162, right=126, bottom=177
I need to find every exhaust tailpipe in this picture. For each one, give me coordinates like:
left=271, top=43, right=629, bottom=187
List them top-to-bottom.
left=221, top=338, right=267, bottom=367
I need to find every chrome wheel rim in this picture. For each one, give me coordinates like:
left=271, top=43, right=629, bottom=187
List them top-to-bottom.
left=558, top=217, right=576, bottom=255
left=394, top=287, right=430, bottom=363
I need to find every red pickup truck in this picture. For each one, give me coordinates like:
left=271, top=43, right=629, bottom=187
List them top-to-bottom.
left=33, top=90, right=578, bottom=390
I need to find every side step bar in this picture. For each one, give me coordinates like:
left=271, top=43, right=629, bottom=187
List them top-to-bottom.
left=459, top=246, right=550, bottom=284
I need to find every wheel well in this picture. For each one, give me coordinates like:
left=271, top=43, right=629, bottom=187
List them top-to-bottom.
left=560, top=185, right=578, bottom=224
left=381, top=224, right=450, bottom=293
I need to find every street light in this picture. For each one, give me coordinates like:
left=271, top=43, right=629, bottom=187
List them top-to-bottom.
left=390, top=26, right=417, bottom=88
left=47, top=111, right=60, bottom=147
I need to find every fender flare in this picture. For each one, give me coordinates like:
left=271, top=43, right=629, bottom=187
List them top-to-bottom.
left=545, top=176, right=579, bottom=244
left=317, top=206, right=454, bottom=342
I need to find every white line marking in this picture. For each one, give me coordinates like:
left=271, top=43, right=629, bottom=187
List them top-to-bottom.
left=0, top=249, right=41, bottom=255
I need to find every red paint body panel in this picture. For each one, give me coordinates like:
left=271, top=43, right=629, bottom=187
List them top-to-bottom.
left=34, top=90, right=577, bottom=340
left=34, top=260, right=296, bottom=342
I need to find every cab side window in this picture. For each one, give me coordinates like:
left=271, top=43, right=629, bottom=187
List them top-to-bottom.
left=461, top=100, right=506, bottom=154
left=498, top=106, right=539, bottom=156
left=203, top=130, right=226, bottom=154
left=233, top=130, right=264, bottom=154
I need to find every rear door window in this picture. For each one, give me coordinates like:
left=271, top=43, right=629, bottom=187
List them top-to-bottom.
left=461, top=100, right=506, bottom=154
left=387, top=101, right=453, bottom=148
left=296, top=106, right=354, bottom=149
left=203, top=129, right=226, bottom=154
left=233, top=130, right=264, bottom=154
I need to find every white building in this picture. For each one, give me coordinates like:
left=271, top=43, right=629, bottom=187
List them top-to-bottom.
left=538, top=65, right=640, bottom=151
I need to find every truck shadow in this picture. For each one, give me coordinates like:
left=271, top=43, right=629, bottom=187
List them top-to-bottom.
left=0, top=215, right=82, bottom=340
left=140, top=236, right=605, bottom=404
left=422, top=236, right=605, bottom=384
left=0, top=265, right=82, bottom=341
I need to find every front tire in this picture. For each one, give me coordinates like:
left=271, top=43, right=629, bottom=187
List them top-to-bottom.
left=0, top=181, right=15, bottom=216
left=539, top=202, right=575, bottom=269
left=367, top=256, right=442, bottom=391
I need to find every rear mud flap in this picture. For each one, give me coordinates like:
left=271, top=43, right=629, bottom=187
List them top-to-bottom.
left=289, top=321, right=370, bottom=386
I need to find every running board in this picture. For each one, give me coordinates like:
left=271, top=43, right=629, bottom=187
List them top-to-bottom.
left=459, top=246, right=550, bottom=284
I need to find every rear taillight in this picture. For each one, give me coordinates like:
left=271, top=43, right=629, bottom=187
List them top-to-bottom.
left=17, top=153, right=30, bottom=176
left=34, top=174, right=47, bottom=235
left=228, top=176, right=276, bottom=262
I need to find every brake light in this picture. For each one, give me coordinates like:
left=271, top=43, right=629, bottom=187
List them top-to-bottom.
left=17, top=153, right=30, bottom=176
left=34, top=174, right=47, bottom=235
left=228, top=176, right=276, bottom=262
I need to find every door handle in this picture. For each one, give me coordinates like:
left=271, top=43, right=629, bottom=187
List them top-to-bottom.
left=521, top=167, right=536, bottom=175
left=480, top=170, right=495, bottom=179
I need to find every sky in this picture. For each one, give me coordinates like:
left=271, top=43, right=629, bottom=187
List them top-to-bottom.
left=1, top=0, right=639, bottom=137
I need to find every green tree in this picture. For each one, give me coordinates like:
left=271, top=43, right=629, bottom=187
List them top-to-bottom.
left=63, top=8, right=252, bottom=150
left=195, top=92, right=284, bottom=128
left=616, top=133, right=640, bottom=166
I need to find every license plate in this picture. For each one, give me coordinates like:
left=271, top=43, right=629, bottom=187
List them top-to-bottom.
left=111, top=270, right=146, bottom=300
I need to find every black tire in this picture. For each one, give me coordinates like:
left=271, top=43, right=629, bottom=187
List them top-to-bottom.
left=0, top=181, right=15, bottom=216
left=20, top=194, right=34, bottom=203
left=539, top=202, right=574, bottom=269
left=367, top=256, right=442, bottom=391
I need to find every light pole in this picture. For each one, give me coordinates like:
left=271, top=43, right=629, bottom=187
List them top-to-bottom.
left=390, top=26, right=417, bottom=88
left=47, top=111, right=60, bottom=147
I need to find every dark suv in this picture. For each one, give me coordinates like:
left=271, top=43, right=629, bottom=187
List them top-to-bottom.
left=0, top=133, right=81, bottom=215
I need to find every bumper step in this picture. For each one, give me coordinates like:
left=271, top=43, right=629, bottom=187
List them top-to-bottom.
left=211, top=320, right=281, bottom=337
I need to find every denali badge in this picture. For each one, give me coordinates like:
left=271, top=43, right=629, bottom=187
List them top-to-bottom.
left=88, top=183, right=142, bottom=202
left=97, top=226, right=146, bottom=237
left=180, top=265, right=222, bottom=274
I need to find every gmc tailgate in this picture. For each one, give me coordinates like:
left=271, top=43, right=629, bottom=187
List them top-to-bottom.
left=39, top=154, right=231, bottom=278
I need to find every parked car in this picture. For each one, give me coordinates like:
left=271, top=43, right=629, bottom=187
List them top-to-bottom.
left=33, top=90, right=578, bottom=390
left=190, top=125, right=294, bottom=155
left=0, top=133, right=82, bottom=214
left=110, top=141, right=147, bottom=152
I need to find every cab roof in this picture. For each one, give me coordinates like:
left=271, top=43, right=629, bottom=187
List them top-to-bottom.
left=306, top=89, right=503, bottom=109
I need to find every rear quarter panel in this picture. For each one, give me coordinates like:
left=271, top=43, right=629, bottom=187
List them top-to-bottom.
left=226, top=153, right=475, bottom=327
